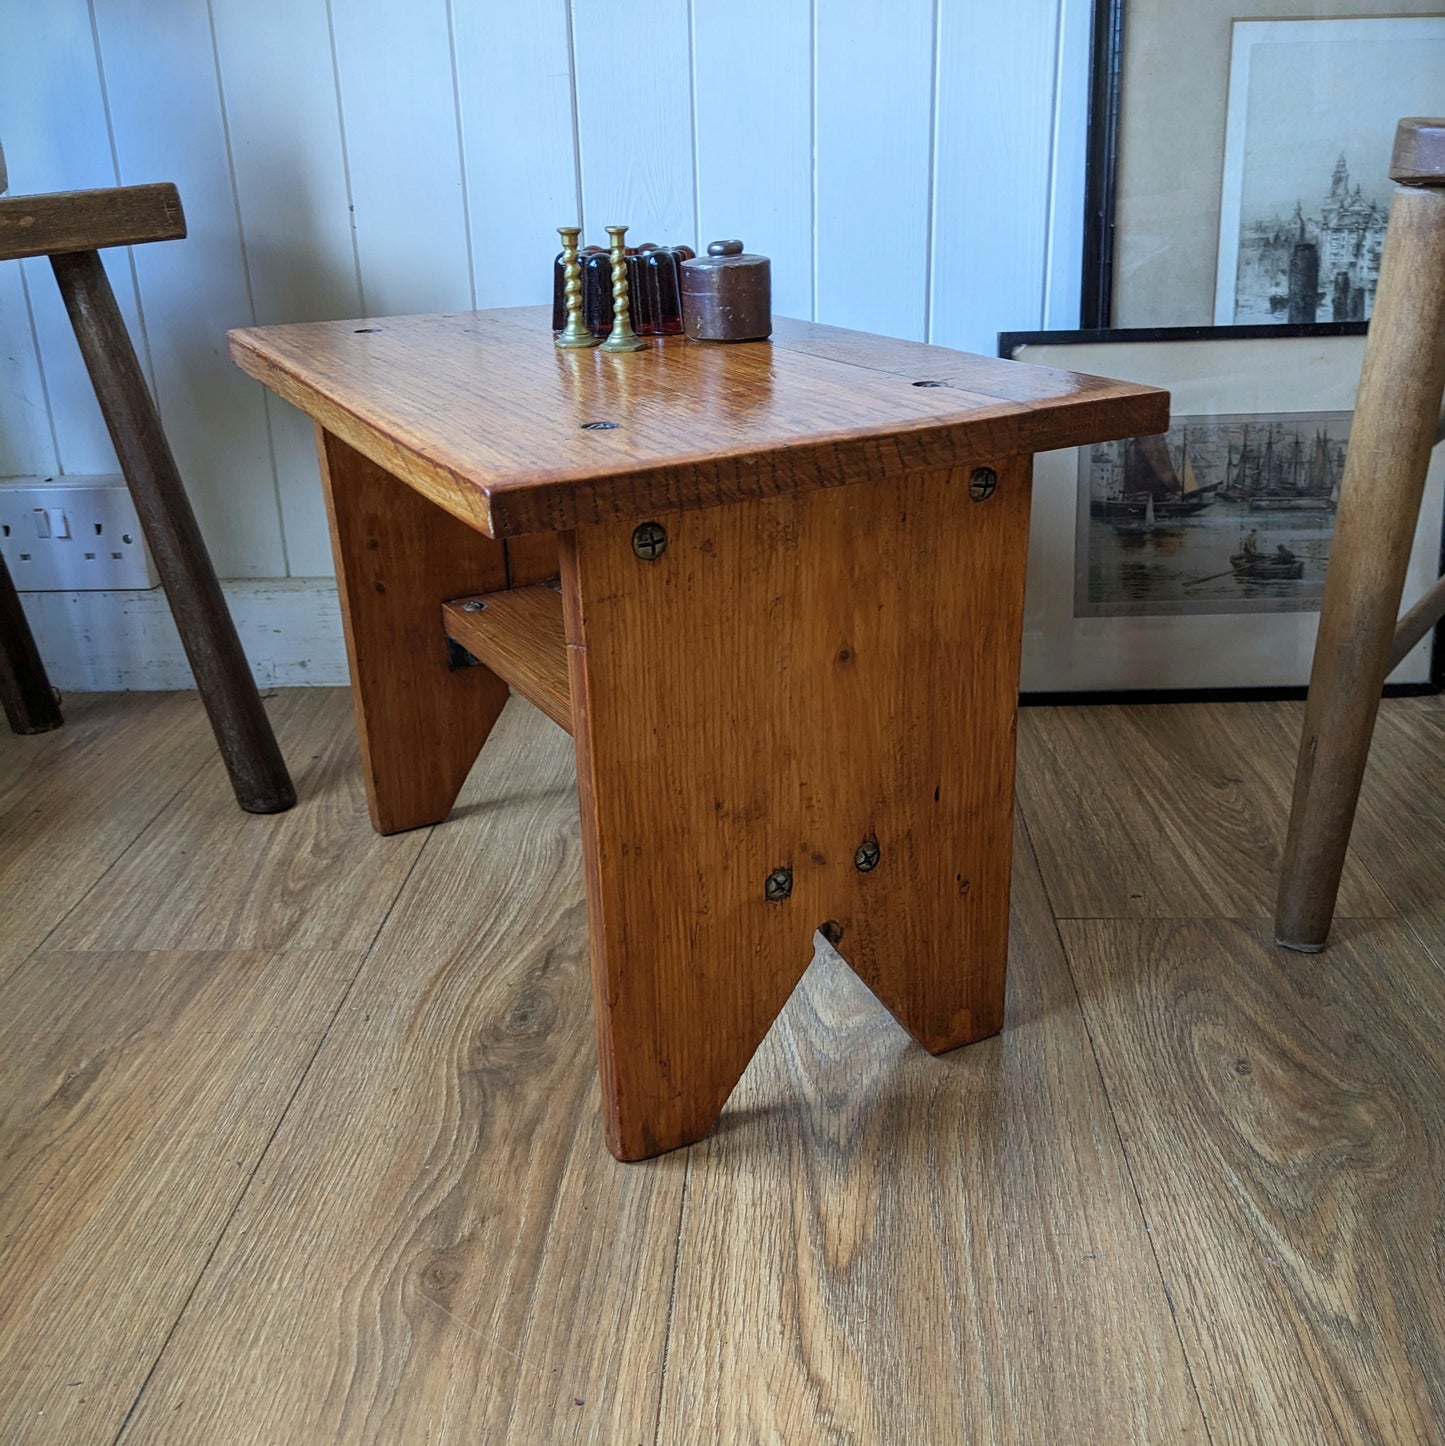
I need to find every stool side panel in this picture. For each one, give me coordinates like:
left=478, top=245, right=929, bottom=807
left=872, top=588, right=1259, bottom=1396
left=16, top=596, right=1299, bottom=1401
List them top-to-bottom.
left=318, top=429, right=511, bottom=833
left=562, top=455, right=1031, bottom=1159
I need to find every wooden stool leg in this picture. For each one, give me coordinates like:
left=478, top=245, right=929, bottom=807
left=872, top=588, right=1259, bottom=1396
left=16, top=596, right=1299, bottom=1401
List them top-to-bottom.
left=1276, top=182, right=1445, bottom=950
left=49, top=249, right=294, bottom=813
left=317, top=430, right=510, bottom=835
left=562, top=460, right=1032, bottom=1160
left=0, top=551, right=63, bottom=734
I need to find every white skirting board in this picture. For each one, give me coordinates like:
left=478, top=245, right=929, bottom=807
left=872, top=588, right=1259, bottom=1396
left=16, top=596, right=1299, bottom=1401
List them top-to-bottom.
left=16, top=578, right=349, bottom=692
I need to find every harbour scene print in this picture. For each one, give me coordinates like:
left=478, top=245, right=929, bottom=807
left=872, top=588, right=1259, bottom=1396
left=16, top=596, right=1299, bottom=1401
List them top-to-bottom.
left=1076, top=411, right=1350, bottom=618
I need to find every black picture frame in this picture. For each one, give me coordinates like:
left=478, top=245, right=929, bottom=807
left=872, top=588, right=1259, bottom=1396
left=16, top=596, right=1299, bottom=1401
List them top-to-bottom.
left=1080, top=0, right=1124, bottom=330
left=1080, top=5, right=1445, bottom=331
left=999, top=322, right=1442, bottom=699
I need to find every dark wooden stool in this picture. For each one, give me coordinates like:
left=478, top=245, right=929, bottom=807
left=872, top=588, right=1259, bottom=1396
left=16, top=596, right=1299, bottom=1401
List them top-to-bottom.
left=1276, top=118, right=1445, bottom=950
left=0, top=181, right=294, bottom=813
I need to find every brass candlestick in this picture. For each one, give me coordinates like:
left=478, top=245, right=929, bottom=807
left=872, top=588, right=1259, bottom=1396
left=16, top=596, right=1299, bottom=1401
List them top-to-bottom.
left=599, top=223, right=646, bottom=352
left=555, top=226, right=599, bottom=348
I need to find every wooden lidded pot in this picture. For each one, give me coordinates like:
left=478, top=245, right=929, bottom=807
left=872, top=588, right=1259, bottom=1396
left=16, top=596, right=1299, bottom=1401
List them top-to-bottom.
left=680, top=239, right=772, bottom=341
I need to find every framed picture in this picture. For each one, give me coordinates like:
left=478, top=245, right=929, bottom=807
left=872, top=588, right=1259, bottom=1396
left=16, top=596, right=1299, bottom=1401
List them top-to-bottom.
left=1081, top=0, right=1445, bottom=329
left=997, top=324, right=1444, bottom=695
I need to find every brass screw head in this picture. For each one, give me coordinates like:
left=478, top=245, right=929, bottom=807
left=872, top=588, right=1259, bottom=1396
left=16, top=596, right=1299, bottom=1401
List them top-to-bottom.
left=969, top=466, right=998, bottom=501
left=632, top=521, right=667, bottom=561
left=855, top=838, right=880, bottom=873
left=764, top=868, right=793, bottom=901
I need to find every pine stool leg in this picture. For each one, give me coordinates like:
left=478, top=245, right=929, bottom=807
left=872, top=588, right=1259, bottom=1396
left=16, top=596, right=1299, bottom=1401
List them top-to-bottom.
left=1275, top=180, right=1445, bottom=951
left=49, top=248, right=295, bottom=812
left=317, top=430, right=511, bottom=835
left=562, top=459, right=1032, bottom=1160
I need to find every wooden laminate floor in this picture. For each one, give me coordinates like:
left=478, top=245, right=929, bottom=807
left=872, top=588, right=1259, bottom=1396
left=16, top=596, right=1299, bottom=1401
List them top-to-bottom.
left=1, top=687, right=1441, bottom=1444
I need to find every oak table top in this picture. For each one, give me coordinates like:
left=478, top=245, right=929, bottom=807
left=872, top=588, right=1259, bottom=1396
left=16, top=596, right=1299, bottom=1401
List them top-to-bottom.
left=228, top=306, right=1168, bottom=538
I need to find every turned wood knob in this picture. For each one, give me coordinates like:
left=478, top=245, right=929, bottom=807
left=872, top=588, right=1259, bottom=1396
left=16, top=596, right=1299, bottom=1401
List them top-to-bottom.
left=1390, top=118, right=1445, bottom=187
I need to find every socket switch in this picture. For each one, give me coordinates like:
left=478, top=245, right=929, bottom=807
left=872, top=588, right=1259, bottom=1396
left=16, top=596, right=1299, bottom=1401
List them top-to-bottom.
left=0, top=476, right=159, bottom=591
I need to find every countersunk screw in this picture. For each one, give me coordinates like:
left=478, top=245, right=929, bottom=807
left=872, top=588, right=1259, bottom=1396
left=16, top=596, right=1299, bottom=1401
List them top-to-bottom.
left=968, top=466, right=997, bottom=502
left=632, top=520, right=668, bottom=561
left=460, top=599, right=486, bottom=612
left=854, top=838, right=880, bottom=873
left=764, top=867, right=793, bottom=902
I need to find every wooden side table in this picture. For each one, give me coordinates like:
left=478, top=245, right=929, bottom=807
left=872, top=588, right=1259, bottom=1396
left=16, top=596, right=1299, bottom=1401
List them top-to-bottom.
left=230, top=307, right=1166, bottom=1161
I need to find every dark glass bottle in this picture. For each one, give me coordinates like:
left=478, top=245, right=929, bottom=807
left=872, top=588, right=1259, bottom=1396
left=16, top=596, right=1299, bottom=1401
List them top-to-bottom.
left=553, top=241, right=695, bottom=335
left=631, top=244, right=695, bottom=335
left=579, top=246, right=616, bottom=336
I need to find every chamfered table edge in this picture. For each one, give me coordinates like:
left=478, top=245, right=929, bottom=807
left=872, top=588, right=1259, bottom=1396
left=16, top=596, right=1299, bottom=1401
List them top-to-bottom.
left=229, top=321, right=1170, bottom=539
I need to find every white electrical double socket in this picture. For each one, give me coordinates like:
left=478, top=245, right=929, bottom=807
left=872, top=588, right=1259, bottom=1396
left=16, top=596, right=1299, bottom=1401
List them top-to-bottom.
left=0, top=476, right=159, bottom=592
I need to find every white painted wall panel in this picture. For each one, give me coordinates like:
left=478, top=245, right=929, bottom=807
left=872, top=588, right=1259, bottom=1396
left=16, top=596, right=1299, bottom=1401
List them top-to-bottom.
left=0, top=0, right=146, bottom=477
left=92, top=0, right=287, bottom=578
left=211, top=0, right=364, bottom=576
left=330, top=0, right=473, bottom=316
left=454, top=0, right=580, bottom=307
left=571, top=0, right=696, bottom=247
left=692, top=0, right=814, bottom=320
left=815, top=0, right=937, bottom=340
left=931, top=0, right=1061, bottom=353
left=1043, top=0, right=1090, bottom=329
left=2, top=1, right=1090, bottom=627
left=0, top=267, right=56, bottom=477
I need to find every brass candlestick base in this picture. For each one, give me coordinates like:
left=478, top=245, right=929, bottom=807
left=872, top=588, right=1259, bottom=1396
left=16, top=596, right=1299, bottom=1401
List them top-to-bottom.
left=599, top=223, right=646, bottom=353
left=555, top=225, right=599, bottom=349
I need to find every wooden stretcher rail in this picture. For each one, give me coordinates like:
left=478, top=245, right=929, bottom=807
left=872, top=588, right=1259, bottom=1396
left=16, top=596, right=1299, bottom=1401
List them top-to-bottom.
left=0, top=183, right=185, bottom=262
left=443, top=585, right=571, bottom=733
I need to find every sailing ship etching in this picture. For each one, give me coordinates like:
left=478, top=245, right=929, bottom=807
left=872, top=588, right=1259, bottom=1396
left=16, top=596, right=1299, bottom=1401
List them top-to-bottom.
left=1076, top=411, right=1350, bottom=618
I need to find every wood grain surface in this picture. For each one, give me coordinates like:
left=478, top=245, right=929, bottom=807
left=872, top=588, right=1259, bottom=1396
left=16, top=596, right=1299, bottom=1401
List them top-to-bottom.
left=0, top=183, right=184, bottom=262
left=228, top=307, right=1168, bottom=537
left=318, top=428, right=510, bottom=834
left=563, top=457, right=1032, bottom=1158
left=503, top=532, right=560, bottom=588
left=443, top=586, right=569, bottom=732
left=2, top=688, right=1443, bottom=1443
left=45, top=689, right=422, bottom=953
left=0, top=691, right=217, bottom=970
left=1340, top=696, right=1445, bottom=962
left=117, top=700, right=686, bottom=1446
left=1016, top=701, right=1393, bottom=920
left=658, top=819, right=1206, bottom=1443
left=1061, top=914, right=1445, bottom=1443
left=0, top=945, right=362, bottom=1443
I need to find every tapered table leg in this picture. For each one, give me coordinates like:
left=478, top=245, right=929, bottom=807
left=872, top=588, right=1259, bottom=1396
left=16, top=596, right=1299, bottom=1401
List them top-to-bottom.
left=1275, top=181, right=1445, bottom=951
left=50, top=248, right=294, bottom=812
left=318, top=430, right=511, bottom=834
left=562, top=458, right=1032, bottom=1160
left=0, top=551, right=62, bottom=734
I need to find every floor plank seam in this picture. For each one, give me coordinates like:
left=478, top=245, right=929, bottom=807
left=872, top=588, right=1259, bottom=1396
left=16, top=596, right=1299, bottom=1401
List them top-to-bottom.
left=19, top=744, right=226, bottom=974
left=1015, top=807, right=1220, bottom=1446
left=107, top=834, right=436, bottom=1443
left=1396, top=909, right=1445, bottom=978
left=649, top=1153, right=693, bottom=1446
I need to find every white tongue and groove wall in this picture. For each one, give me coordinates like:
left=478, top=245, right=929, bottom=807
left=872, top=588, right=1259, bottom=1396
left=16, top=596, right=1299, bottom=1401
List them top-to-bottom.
left=0, top=0, right=1090, bottom=689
